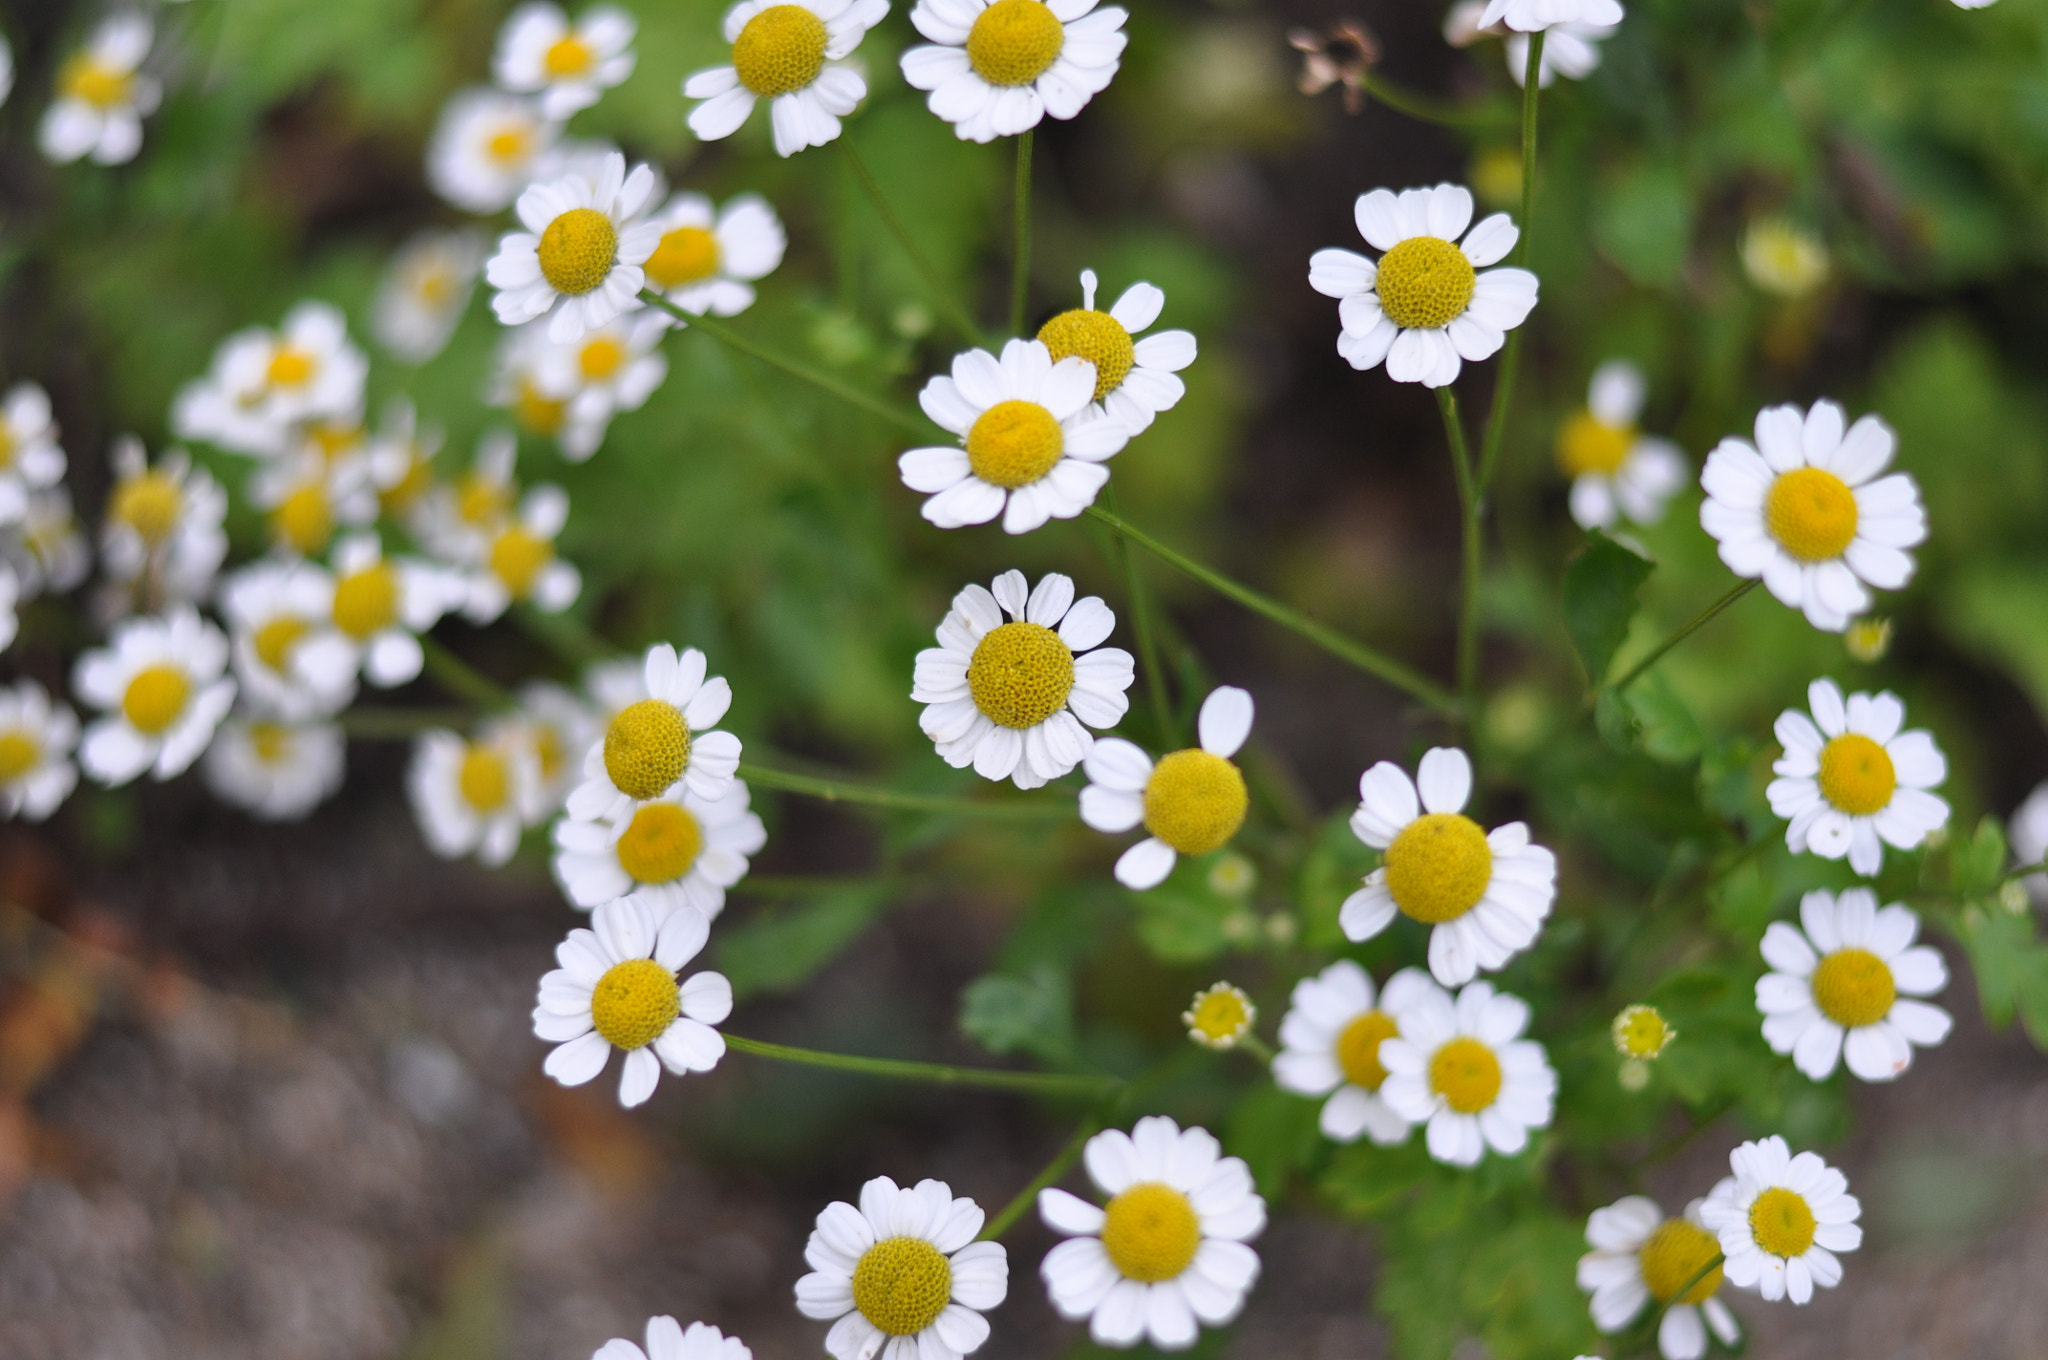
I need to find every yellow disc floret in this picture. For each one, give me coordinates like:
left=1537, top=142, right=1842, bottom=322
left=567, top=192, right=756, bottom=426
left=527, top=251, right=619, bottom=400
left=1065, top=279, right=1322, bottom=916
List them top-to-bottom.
left=966, top=0, right=1066, bottom=87
left=732, top=5, right=829, bottom=97
left=544, top=34, right=596, bottom=78
left=60, top=55, right=132, bottom=110
left=486, top=123, right=534, bottom=166
left=537, top=207, right=620, bottom=297
left=644, top=226, right=722, bottom=290
left=1374, top=236, right=1477, bottom=331
left=1038, top=309, right=1135, bottom=402
left=579, top=336, right=628, bottom=382
left=266, top=346, right=317, bottom=389
left=513, top=379, right=569, bottom=438
left=965, top=399, right=1064, bottom=489
left=1556, top=411, right=1635, bottom=478
left=1765, top=467, right=1858, bottom=562
left=112, top=472, right=183, bottom=546
left=272, top=484, right=334, bottom=556
left=490, top=525, right=555, bottom=598
left=332, top=564, right=401, bottom=640
left=252, top=616, right=310, bottom=674
left=966, top=621, right=1075, bottom=728
left=121, top=664, right=190, bottom=736
left=604, top=699, right=692, bottom=801
left=249, top=722, right=292, bottom=764
left=0, top=731, right=42, bottom=782
left=1817, top=733, right=1895, bottom=816
left=458, top=745, right=511, bottom=812
left=1142, top=750, right=1249, bottom=856
left=615, top=802, right=705, bottom=884
left=1383, top=812, right=1492, bottom=924
left=1810, top=947, right=1896, bottom=1029
left=589, top=957, right=682, bottom=1051
left=1183, top=983, right=1253, bottom=1048
left=1610, top=1004, right=1675, bottom=1060
left=1336, top=1009, right=1400, bottom=1091
left=1428, top=1036, right=1502, bottom=1114
left=1100, top=1182, right=1201, bottom=1283
left=1748, top=1186, right=1817, bottom=1259
left=1639, top=1218, right=1724, bottom=1305
left=851, top=1236, right=953, bottom=1336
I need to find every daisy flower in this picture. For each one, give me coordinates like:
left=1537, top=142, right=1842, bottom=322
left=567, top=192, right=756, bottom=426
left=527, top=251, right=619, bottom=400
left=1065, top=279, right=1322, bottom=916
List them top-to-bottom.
left=684, top=0, right=888, bottom=158
left=901, top=0, right=1129, bottom=144
left=1478, top=0, right=1624, bottom=32
left=493, top=3, right=638, bottom=120
left=39, top=14, right=160, bottom=167
left=1504, top=19, right=1615, bottom=86
left=427, top=88, right=558, bottom=215
left=487, top=151, right=661, bottom=343
left=1308, top=184, right=1538, bottom=388
left=640, top=192, right=787, bottom=317
left=373, top=229, right=487, bottom=364
left=1037, top=270, right=1196, bottom=434
left=171, top=302, right=370, bottom=458
left=527, top=311, right=671, bottom=461
left=898, top=339, right=1131, bottom=534
left=1556, top=361, right=1686, bottom=530
left=0, top=382, right=69, bottom=525
left=1700, top=399, right=1926, bottom=632
left=365, top=402, right=444, bottom=528
left=419, top=429, right=522, bottom=563
left=99, top=440, right=228, bottom=608
left=249, top=448, right=379, bottom=560
left=460, top=482, right=583, bottom=622
left=6, top=487, right=91, bottom=599
left=317, top=534, right=464, bottom=689
left=220, top=560, right=355, bottom=720
left=914, top=570, right=1133, bottom=790
left=73, top=606, right=237, bottom=786
left=565, top=644, right=743, bottom=821
left=1767, top=678, right=1949, bottom=876
left=516, top=680, right=601, bottom=807
left=0, top=681, right=80, bottom=822
left=1080, top=687, right=1251, bottom=889
left=202, top=714, right=346, bottom=822
left=408, top=724, right=547, bottom=866
left=1339, top=746, right=1557, bottom=986
left=553, top=778, right=767, bottom=920
left=2010, top=780, right=2048, bottom=902
left=1758, top=888, right=1952, bottom=1082
left=533, top=894, right=731, bottom=1108
left=1273, top=961, right=1437, bottom=1145
left=1378, top=978, right=1556, bottom=1166
left=1182, top=982, right=1255, bottom=1050
left=1037, top=1116, right=1264, bottom=1350
left=1699, top=1135, right=1861, bottom=1305
left=795, top=1178, right=1009, bottom=1360
left=1577, top=1195, right=1741, bottom=1360
left=594, top=1318, right=752, bottom=1360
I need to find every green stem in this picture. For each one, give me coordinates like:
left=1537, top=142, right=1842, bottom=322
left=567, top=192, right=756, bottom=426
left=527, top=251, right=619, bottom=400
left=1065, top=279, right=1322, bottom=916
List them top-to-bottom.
left=1473, top=30, right=1545, bottom=500
left=1516, top=32, right=1544, bottom=270
left=1358, top=73, right=1512, bottom=128
left=1009, top=130, right=1034, bottom=338
left=838, top=137, right=986, bottom=346
left=1437, top=386, right=1483, bottom=726
left=1102, top=487, right=1176, bottom=749
left=1085, top=506, right=1459, bottom=717
left=1609, top=580, right=1761, bottom=692
left=419, top=635, right=513, bottom=709
left=338, top=707, right=475, bottom=739
left=737, top=761, right=1074, bottom=820
left=2002, top=859, right=2048, bottom=883
left=722, top=1033, right=1121, bottom=1097
left=1234, top=1033, right=1275, bottom=1066
left=979, top=1114, right=1103, bottom=1241
left=1659, top=1252, right=1725, bottom=1324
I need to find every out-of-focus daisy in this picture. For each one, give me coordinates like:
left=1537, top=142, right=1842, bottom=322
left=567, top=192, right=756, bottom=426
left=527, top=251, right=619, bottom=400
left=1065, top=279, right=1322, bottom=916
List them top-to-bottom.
left=684, top=0, right=888, bottom=157
left=901, top=0, right=1129, bottom=144
left=1478, top=0, right=1624, bottom=32
left=493, top=3, right=638, bottom=120
left=40, top=14, right=160, bottom=166
left=1504, top=19, right=1615, bottom=85
left=427, top=88, right=559, bottom=215
left=488, top=151, right=661, bottom=343
left=1309, top=184, right=1538, bottom=388
left=641, top=192, right=786, bottom=317
left=1741, top=218, right=1829, bottom=299
left=373, top=229, right=487, bottom=364
left=1037, top=270, right=1195, bottom=434
left=171, top=302, right=370, bottom=458
left=528, top=311, right=670, bottom=461
left=488, top=323, right=577, bottom=447
left=899, top=339, right=1131, bottom=534
left=1556, top=361, right=1685, bottom=530
left=0, top=382, right=69, bottom=526
left=1701, top=400, right=1926, bottom=632
left=365, top=401, right=443, bottom=528
left=419, top=429, right=521, bottom=564
left=100, top=440, right=228, bottom=608
left=249, top=449, right=379, bottom=560
left=460, top=481, right=581, bottom=621
left=6, top=487, right=91, bottom=599
left=317, top=534, right=464, bottom=690
left=219, top=560, right=355, bottom=720
left=914, top=570, right=1132, bottom=790
left=73, top=606, right=236, bottom=785
left=565, top=644, right=742, bottom=821
left=1767, top=678, right=1948, bottom=876
left=516, top=680, right=600, bottom=807
left=0, top=681, right=80, bottom=822
left=1080, top=687, right=1251, bottom=890
left=203, top=714, right=346, bottom=822
left=408, top=724, right=546, bottom=866
left=1340, top=746, right=1557, bottom=986
left=554, top=778, right=767, bottom=920
left=2011, top=780, right=2048, bottom=902
left=1758, top=888, right=1951, bottom=1082
left=533, top=895, right=731, bottom=1107
left=1274, top=961, right=1436, bottom=1145
left=1378, top=978, right=1556, bottom=1166
left=1182, top=982, right=1255, bottom=1051
left=1037, top=1116, right=1263, bottom=1350
left=1700, top=1136, right=1861, bottom=1305
left=794, top=1174, right=1008, bottom=1360
left=1578, top=1195, right=1741, bottom=1360
left=594, top=1318, right=752, bottom=1360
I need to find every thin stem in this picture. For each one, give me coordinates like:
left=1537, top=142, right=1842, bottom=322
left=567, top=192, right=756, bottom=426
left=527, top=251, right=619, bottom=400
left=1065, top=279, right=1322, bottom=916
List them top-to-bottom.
left=1473, top=30, right=1545, bottom=500
left=1516, top=32, right=1544, bottom=270
left=1358, top=73, right=1512, bottom=128
left=1009, top=130, right=1034, bottom=338
left=838, top=136, right=986, bottom=345
left=1438, top=386, right=1482, bottom=725
left=1102, top=487, right=1176, bottom=748
left=1085, top=506, right=1460, bottom=717
left=1609, top=580, right=1760, bottom=693
left=419, top=634, right=513, bottom=709
left=338, top=707, right=474, bottom=739
left=737, top=761, right=1075, bottom=820
left=2003, top=859, right=2048, bottom=883
left=722, top=1033, right=1122, bottom=1097
left=1234, top=1033, right=1275, bottom=1066
left=979, top=1115, right=1103, bottom=1241
left=1659, top=1252, right=1725, bottom=1324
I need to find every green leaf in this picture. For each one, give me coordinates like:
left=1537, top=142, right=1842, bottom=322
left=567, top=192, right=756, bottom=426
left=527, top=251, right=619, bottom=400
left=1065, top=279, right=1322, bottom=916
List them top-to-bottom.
left=1594, top=161, right=1694, bottom=290
left=1564, top=532, right=1656, bottom=686
left=1625, top=672, right=1705, bottom=765
left=1593, top=687, right=1642, bottom=752
left=1295, top=810, right=1380, bottom=950
left=1953, top=816, right=2010, bottom=893
left=1128, top=854, right=1246, bottom=963
left=715, top=884, right=890, bottom=999
left=958, top=966, right=1075, bottom=1064
left=1223, top=1086, right=1323, bottom=1201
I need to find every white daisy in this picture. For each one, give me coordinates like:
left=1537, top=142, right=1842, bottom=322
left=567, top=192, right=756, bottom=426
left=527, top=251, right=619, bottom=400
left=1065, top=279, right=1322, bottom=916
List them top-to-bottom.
left=684, top=0, right=888, bottom=158
left=901, top=0, right=1129, bottom=144
left=1479, top=0, right=1624, bottom=29
left=493, top=3, right=638, bottom=121
left=39, top=14, right=160, bottom=167
left=1504, top=19, right=1615, bottom=86
left=426, top=88, right=558, bottom=215
left=487, top=151, right=661, bottom=343
left=1308, top=184, right=1538, bottom=387
left=640, top=191, right=787, bottom=318
left=373, top=228, right=486, bottom=364
left=1036, top=270, right=1196, bottom=434
left=171, top=302, right=370, bottom=458
left=527, top=311, right=671, bottom=461
left=487, top=322, right=578, bottom=448
left=899, top=339, right=1131, bottom=534
left=1556, top=360, right=1686, bottom=530
left=0, top=382, right=69, bottom=526
left=1700, top=399, right=1926, bottom=632
left=365, top=401, right=444, bottom=530
left=418, top=428, right=522, bottom=564
left=99, top=440, right=228, bottom=608
left=248, top=447, right=379, bottom=560
left=460, top=482, right=582, bottom=622
left=6, top=486, right=91, bottom=599
left=318, top=534, right=464, bottom=690
left=219, top=560, right=355, bottom=720
left=73, top=606, right=237, bottom=786
left=565, top=644, right=743, bottom=821
left=1767, top=677, right=1949, bottom=876
left=516, top=679, right=601, bottom=807
left=0, top=681, right=80, bottom=822
left=1080, top=687, right=1250, bottom=888
left=202, top=714, right=346, bottom=822
left=408, top=723, right=547, bottom=866
left=1339, top=746, right=1557, bottom=986
left=554, top=777, right=767, bottom=919
left=2010, top=780, right=2048, bottom=902
left=1758, top=887, right=1952, bottom=1082
left=533, top=894, right=731, bottom=1108
left=1273, top=961, right=1437, bottom=1145
left=1377, top=978, right=1556, bottom=1166
left=1037, top=1116, right=1264, bottom=1350
left=1699, top=1136, right=1861, bottom=1305
left=795, top=1175, right=1009, bottom=1360
left=1577, top=1194, right=1741, bottom=1360
left=594, top=1318, right=752, bottom=1360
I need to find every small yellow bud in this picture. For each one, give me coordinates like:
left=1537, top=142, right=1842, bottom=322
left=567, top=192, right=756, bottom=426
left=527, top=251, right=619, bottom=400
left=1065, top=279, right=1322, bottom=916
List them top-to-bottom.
left=1844, top=617, right=1892, bottom=663
left=1183, top=983, right=1256, bottom=1051
left=1611, top=1004, right=1675, bottom=1060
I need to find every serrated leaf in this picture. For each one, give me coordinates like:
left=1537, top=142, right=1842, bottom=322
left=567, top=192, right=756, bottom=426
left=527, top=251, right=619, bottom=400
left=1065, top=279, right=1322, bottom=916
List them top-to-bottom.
left=1565, top=531, right=1656, bottom=686
left=958, top=966, right=1074, bottom=1064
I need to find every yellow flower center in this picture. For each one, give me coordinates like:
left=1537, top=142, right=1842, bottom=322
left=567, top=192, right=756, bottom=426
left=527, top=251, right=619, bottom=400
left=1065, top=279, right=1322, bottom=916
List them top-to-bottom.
left=966, top=0, right=1066, bottom=87
left=732, top=5, right=829, bottom=97
left=543, top=33, right=596, bottom=78
left=60, top=55, right=132, bottom=110
left=485, top=123, right=533, bottom=166
left=537, top=207, right=619, bottom=297
left=644, top=226, right=722, bottom=290
left=1374, top=236, right=1476, bottom=331
left=416, top=266, right=455, bottom=307
left=1038, top=309, right=1135, bottom=402
left=579, top=336, right=628, bottom=382
left=267, top=345, right=317, bottom=389
left=513, top=379, right=568, bottom=438
left=965, top=399, right=1064, bottom=489
left=1556, top=411, right=1635, bottom=478
left=308, top=421, right=362, bottom=462
left=0, top=423, right=13, bottom=468
left=1765, top=467, right=1858, bottom=562
left=112, top=472, right=183, bottom=545
left=271, top=483, right=334, bottom=556
left=490, top=525, right=555, bottom=598
left=332, top=563, right=401, bottom=640
left=252, top=615, right=310, bottom=674
left=966, top=621, right=1075, bottom=729
left=122, top=664, right=190, bottom=736
left=604, top=699, right=692, bottom=801
left=249, top=722, right=293, bottom=764
left=533, top=724, right=567, bottom=784
left=0, top=730, right=42, bottom=782
left=1817, top=733, right=1896, bottom=816
left=458, top=745, right=511, bottom=812
left=1142, top=750, right=1249, bottom=857
left=615, top=802, right=705, bottom=884
left=1383, top=812, right=1492, bottom=924
left=1809, top=947, right=1896, bottom=1029
left=589, top=957, right=682, bottom=1051
left=1186, top=986, right=1251, bottom=1044
left=1611, top=1004, right=1674, bottom=1059
left=1336, top=1009, right=1400, bottom=1091
left=1428, top=1036, right=1502, bottom=1114
left=1100, top=1182, right=1201, bottom=1283
left=1748, top=1186, right=1817, bottom=1259
left=1639, top=1218, right=1724, bottom=1305
left=851, top=1236, right=953, bottom=1337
